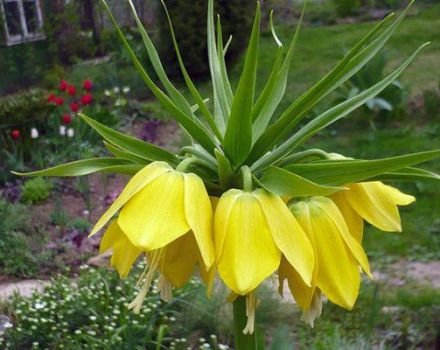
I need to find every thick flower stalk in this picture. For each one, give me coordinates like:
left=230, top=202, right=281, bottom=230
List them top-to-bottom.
left=16, top=0, right=439, bottom=348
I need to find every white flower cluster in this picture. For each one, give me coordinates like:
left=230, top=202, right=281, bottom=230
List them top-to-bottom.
left=58, top=126, right=74, bottom=138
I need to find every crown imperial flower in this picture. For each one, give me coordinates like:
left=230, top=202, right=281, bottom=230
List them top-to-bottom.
left=15, top=0, right=439, bottom=346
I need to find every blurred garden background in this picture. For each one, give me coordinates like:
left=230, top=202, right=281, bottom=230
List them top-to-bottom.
left=0, top=0, right=439, bottom=349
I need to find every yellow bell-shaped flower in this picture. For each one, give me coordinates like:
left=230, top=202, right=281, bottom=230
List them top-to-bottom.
left=90, top=161, right=215, bottom=271
left=332, top=181, right=415, bottom=236
left=214, top=188, right=314, bottom=296
left=280, top=197, right=372, bottom=325
left=99, top=219, right=210, bottom=311
left=99, top=220, right=142, bottom=279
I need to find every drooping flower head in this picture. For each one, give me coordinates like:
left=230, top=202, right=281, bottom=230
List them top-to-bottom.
left=90, top=161, right=215, bottom=311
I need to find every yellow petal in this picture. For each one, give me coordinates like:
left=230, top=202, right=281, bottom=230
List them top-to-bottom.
left=90, top=162, right=172, bottom=236
left=118, top=171, right=190, bottom=250
left=183, top=173, right=215, bottom=269
left=345, top=182, right=412, bottom=232
left=381, top=183, right=415, bottom=205
left=213, top=189, right=241, bottom=262
left=254, top=189, right=314, bottom=287
left=216, top=191, right=281, bottom=295
left=331, top=191, right=364, bottom=242
left=312, top=197, right=371, bottom=278
left=294, top=198, right=361, bottom=310
left=99, top=220, right=121, bottom=254
left=111, top=232, right=143, bottom=279
left=160, top=233, right=198, bottom=288
left=279, top=256, right=315, bottom=310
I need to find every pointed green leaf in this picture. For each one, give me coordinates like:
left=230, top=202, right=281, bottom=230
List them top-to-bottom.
left=101, top=0, right=216, bottom=152
left=128, top=0, right=193, bottom=117
left=160, top=0, right=222, bottom=140
left=208, top=0, right=231, bottom=131
left=252, top=2, right=306, bottom=140
left=223, top=3, right=260, bottom=165
left=249, top=4, right=410, bottom=162
left=217, top=16, right=234, bottom=104
left=253, top=43, right=429, bottom=171
left=80, top=113, right=178, bottom=165
left=103, top=141, right=148, bottom=164
left=214, top=148, right=234, bottom=188
left=284, top=150, right=440, bottom=186
left=12, top=158, right=137, bottom=177
left=260, top=166, right=344, bottom=197
left=370, top=167, right=440, bottom=182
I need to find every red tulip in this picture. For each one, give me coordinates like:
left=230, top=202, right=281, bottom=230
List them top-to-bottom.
left=83, top=79, right=93, bottom=91
left=60, top=80, right=68, bottom=91
left=67, top=85, right=76, bottom=96
left=47, top=93, right=56, bottom=103
left=81, top=93, right=93, bottom=105
left=55, top=97, right=64, bottom=106
left=70, top=102, right=80, bottom=113
left=63, top=114, right=72, bottom=124
left=11, top=129, right=20, bottom=139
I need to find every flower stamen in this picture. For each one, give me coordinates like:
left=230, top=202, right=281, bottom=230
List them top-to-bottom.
left=243, top=292, right=257, bottom=335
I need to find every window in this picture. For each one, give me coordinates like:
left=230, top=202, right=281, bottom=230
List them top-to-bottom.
left=0, top=0, right=44, bottom=46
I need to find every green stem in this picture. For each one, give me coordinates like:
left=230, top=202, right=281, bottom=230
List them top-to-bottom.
left=279, top=148, right=330, bottom=166
left=241, top=166, right=253, bottom=192
left=233, top=297, right=258, bottom=350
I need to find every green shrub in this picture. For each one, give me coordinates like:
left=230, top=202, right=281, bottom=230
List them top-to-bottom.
left=157, top=0, right=255, bottom=79
left=0, top=89, right=50, bottom=128
left=20, top=178, right=53, bottom=204
left=0, top=199, right=37, bottom=277
left=67, top=218, right=91, bottom=233
left=0, top=265, right=230, bottom=350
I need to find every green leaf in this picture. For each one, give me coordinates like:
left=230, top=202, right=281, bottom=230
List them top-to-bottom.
left=101, top=0, right=216, bottom=153
left=127, top=0, right=193, bottom=117
left=160, top=0, right=222, bottom=140
left=208, top=0, right=231, bottom=132
left=223, top=2, right=260, bottom=165
left=252, top=2, right=306, bottom=140
left=248, top=4, right=410, bottom=162
left=217, top=16, right=234, bottom=105
left=253, top=43, right=429, bottom=171
left=80, top=113, right=179, bottom=165
left=103, top=141, right=148, bottom=164
left=215, top=148, right=234, bottom=188
left=284, top=150, right=440, bottom=186
left=12, top=158, right=137, bottom=177
left=260, top=166, right=344, bottom=197
left=371, top=167, right=440, bottom=182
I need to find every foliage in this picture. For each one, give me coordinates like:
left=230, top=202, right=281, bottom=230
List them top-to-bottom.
left=157, top=0, right=255, bottom=79
left=333, top=0, right=361, bottom=18
left=0, top=42, right=53, bottom=95
left=333, top=50, right=406, bottom=127
left=421, top=83, right=440, bottom=117
left=0, top=89, right=50, bottom=128
left=20, top=178, right=53, bottom=204
left=0, top=199, right=37, bottom=277
left=67, top=218, right=91, bottom=233
left=0, top=265, right=230, bottom=350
